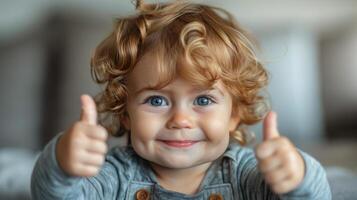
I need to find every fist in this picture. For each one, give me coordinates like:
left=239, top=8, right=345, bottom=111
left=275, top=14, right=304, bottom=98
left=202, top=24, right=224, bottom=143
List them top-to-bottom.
left=56, top=94, right=108, bottom=177
left=255, top=111, right=305, bottom=194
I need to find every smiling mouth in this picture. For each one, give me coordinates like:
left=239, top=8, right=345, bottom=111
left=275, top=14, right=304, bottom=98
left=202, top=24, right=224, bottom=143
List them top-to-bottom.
left=158, top=140, right=199, bottom=148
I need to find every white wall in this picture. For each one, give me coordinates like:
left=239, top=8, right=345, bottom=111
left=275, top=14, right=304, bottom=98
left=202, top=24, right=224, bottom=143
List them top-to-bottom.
left=1, top=0, right=356, bottom=149
left=250, top=28, right=325, bottom=145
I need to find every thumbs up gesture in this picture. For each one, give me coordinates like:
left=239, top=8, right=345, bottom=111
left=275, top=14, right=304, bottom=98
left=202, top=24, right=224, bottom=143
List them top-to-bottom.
left=56, top=94, right=108, bottom=177
left=255, top=111, right=305, bottom=194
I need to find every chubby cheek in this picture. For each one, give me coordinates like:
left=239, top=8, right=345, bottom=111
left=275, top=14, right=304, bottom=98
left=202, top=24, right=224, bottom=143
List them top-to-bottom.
left=200, top=109, right=231, bottom=143
left=129, top=110, right=163, bottom=144
left=199, top=110, right=231, bottom=159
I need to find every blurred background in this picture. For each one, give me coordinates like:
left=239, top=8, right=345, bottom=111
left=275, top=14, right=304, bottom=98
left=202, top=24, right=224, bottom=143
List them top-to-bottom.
left=0, top=0, right=356, bottom=199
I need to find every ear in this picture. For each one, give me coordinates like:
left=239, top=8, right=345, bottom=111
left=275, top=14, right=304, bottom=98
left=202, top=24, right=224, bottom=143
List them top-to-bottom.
left=121, top=112, right=131, bottom=130
left=228, top=112, right=240, bottom=132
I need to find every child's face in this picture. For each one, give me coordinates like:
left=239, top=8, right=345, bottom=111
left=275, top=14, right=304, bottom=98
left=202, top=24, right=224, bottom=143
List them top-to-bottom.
left=123, top=52, right=240, bottom=169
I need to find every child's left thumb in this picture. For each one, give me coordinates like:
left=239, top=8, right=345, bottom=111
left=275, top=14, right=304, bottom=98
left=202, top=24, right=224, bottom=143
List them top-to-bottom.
left=263, top=111, right=280, bottom=141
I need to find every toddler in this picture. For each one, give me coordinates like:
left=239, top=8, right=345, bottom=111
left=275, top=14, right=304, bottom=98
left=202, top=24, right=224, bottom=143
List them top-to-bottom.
left=31, top=0, right=331, bottom=199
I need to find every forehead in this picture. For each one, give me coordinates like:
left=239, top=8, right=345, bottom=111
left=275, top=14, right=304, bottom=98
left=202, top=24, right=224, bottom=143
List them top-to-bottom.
left=127, top=52, right=163, bottom=90
left=127, top=52, right=227, bottom=93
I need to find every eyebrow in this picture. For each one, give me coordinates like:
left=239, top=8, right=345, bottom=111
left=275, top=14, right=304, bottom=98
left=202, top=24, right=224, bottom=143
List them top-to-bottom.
left=134, top=85, right=225, bottom=97
left=134, top=85, right=161, bottom=96
left=192, top=87, right=225, bottom=97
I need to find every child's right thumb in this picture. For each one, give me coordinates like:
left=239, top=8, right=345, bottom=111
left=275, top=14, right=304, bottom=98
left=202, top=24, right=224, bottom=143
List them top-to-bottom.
left=80, top=94, right=97, bottom=125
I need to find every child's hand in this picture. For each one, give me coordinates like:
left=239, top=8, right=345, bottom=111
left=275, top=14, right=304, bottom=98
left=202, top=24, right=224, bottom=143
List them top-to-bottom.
left=56, top=94, right=108, bottom=177
left=255, top=111, right=305, bottom=194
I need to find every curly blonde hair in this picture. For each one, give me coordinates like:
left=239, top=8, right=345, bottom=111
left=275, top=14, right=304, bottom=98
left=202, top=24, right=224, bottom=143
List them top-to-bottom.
left=90, top=0, right=270, bottom=146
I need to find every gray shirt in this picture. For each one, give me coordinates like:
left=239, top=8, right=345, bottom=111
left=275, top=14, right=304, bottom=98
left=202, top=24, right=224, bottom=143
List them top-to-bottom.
left=31, top=134, right=331, bottom=199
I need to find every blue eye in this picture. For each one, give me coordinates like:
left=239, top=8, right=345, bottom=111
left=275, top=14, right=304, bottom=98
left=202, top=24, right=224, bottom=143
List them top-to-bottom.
left=145, top=96, right=168, bottom=106
left=194, top=96, right=214, bottom=106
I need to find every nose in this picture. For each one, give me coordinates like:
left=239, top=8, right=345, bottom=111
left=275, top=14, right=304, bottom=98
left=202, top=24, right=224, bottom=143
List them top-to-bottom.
left=166, top=107, right=194, bottom=129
